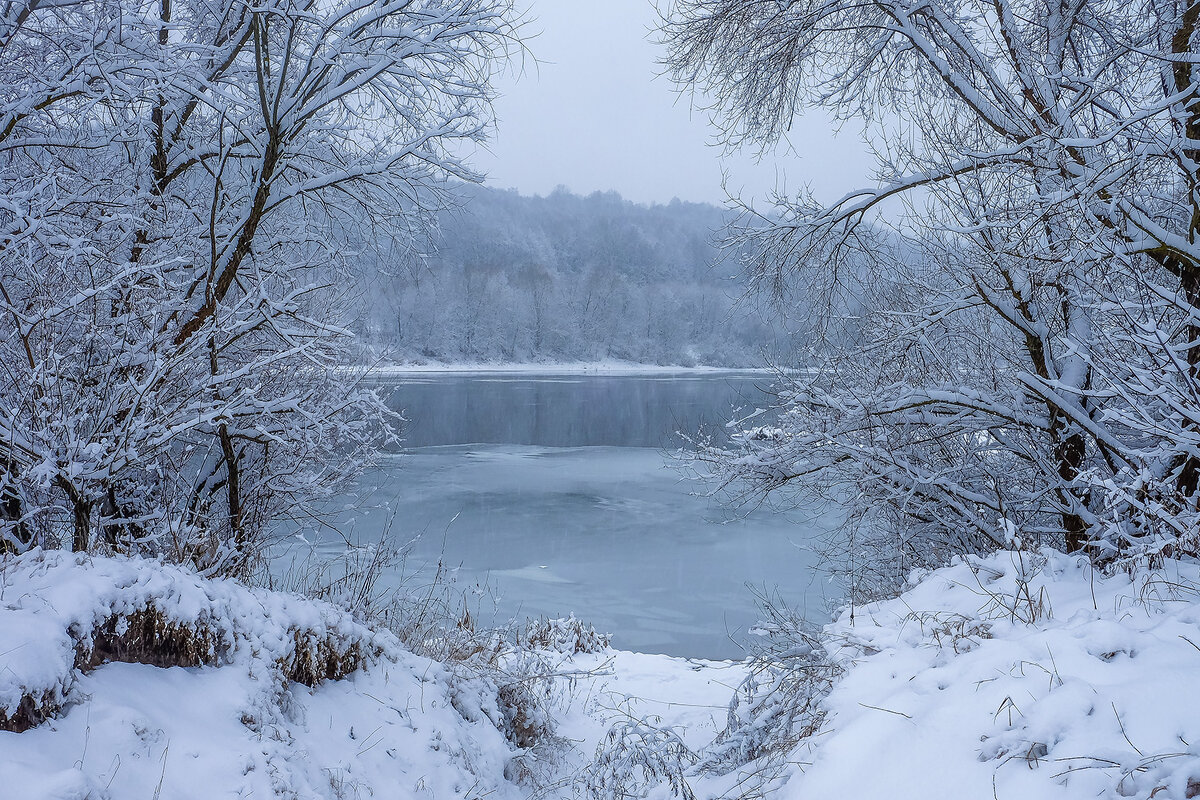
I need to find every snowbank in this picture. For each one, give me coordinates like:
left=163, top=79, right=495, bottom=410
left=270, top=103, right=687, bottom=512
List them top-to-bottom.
left=5, top=548, right=1197, bottom=800
left=0, top=550, right=401, bottom=731
left=768, top=550, right=1200, bottom=800
left=0, top=551, right=525, bottom=799
left=0, top=552, right=738, bottom=800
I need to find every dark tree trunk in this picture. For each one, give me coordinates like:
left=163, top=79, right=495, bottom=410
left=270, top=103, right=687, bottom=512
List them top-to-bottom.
left=1173, top=265, right=1200, bottom=504
left=218, top=423, right=246, bottom=566
left=1057, top=430, right=1088, bottom=553
left=0, top=461, right=30, bottom=554
left=55, top=476, right=92, bottom=552
left=100, top=486, right=145, bottom=549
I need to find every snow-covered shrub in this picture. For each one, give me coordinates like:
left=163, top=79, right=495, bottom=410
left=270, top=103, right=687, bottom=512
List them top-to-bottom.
left=0, top=0, right=516, bottom=575
left=664, top=0, right=1200, bottom=582
left=1087, top=469, right=1200, bottom=570
left=698, top=596, right=841, bottom=779
left=517, top=614, right=613, bottom=654
left=444, top=653, right=559, bottom=757
left=494, top=660, right=557, bottom=749
left=581, top=718, right=698, bottom=800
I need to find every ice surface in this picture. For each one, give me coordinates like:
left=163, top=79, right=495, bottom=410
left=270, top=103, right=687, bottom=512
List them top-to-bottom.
left=281, top=374, right=839, bottom=660
left=294, top=444, right=838, bottom=660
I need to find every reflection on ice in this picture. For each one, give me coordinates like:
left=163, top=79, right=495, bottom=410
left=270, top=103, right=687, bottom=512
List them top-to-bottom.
left=376, top=371, right=776, bottom=449
left=322, top=442, right=838, bottom=660
left=491, top=564, right=576, bottom=584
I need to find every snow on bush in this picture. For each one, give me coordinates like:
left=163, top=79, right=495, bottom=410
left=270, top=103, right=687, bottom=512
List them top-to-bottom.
left=697, top=600, right=839, bottom=786
left=517, top=614, right=613, bottom=655
left=582, top=718, right=699, bottom=800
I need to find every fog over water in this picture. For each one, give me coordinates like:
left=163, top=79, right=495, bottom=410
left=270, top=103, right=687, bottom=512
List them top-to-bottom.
left=312, top=373, right=839, bottom=660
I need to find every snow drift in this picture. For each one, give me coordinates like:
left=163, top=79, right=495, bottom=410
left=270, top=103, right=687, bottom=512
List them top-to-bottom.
left=715, top=550, right=1200, bottom=800
left=0, top=551, right=527, bottom=799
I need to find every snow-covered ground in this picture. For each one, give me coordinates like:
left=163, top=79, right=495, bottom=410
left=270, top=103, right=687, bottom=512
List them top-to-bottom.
left=3, top=549, right=1199, bottom=799
left=692, top=549, right=1200, bottom=800
left=0, top=551, right=523, bottom=799
left=0, top=552, right=736, bottom=800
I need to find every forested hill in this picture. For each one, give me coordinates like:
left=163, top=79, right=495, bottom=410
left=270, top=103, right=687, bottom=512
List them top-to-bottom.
left=355, top=185, right=793, bottom=366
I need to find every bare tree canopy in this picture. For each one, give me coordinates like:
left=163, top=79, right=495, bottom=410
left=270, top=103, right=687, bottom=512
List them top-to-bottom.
left=0, top=0, right=517, bottom=575
left=664, top=0, right=1200, bottom=590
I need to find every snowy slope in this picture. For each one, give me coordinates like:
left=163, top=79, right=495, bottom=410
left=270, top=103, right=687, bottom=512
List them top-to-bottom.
left=772, top=550, right=1200, bottom=800
left=0, top=551, right=737, bottom=800
left=0, top=551, right=403, bottom=727
left=0, top=552, right=526, bottom=800
left=1, top=658, right=530, bottom=800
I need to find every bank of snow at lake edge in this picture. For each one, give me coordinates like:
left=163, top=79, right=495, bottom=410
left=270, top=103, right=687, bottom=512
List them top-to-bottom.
left=1, top=550, right=1198, bottom=800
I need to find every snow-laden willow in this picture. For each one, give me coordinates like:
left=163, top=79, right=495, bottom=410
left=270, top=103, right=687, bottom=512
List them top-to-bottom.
left=0, top=0, right=517, bottom=575
left=663, top=0, right=1200, bottom=592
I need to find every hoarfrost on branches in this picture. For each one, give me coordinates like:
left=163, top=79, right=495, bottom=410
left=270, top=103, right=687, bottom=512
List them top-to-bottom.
left=0, top=0, right=517, bottom=574
left=664, top=0, right=1200, bottom=591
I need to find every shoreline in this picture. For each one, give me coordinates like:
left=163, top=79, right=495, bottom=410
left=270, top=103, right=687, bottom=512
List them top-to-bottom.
left=360, top=360, right=799, bottom=377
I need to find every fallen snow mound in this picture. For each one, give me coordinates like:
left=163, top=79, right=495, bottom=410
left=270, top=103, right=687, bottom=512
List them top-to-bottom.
left=789, top=549, right=1200, bottom=800
left=0, top=550, right=403, bottom=729
left=0, top=551, right=526, bottom=800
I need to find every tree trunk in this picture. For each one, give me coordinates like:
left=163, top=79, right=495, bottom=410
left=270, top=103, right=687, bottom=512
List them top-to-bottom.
left=218, top=422, right=246, bottom=568
left=1057, top=430, right=1088, bottom=552
left=0, top=461, right=30, bottom=554
left=55, top=476, right=92, bottom=552
left=72, top=499, right=92, bottom=553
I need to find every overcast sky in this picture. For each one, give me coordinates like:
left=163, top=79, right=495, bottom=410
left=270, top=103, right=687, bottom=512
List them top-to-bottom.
left=471, top=0, right=872, bottom=207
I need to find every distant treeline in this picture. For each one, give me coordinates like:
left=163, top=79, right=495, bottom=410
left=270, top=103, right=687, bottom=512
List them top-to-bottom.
left=354, top=185, right=795, bottom=365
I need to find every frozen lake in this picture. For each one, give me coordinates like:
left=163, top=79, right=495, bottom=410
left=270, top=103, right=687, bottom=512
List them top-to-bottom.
left=294, top=372, right=840, bottom=660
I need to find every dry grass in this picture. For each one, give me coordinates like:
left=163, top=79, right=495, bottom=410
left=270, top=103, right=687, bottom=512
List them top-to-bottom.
left=281, top=538, right=613, bottom=754
left=4, top=600, right=380, bottom=733
left=75, top=606, right=224, bottom=671
left=0, top=688, right=63, bottom=733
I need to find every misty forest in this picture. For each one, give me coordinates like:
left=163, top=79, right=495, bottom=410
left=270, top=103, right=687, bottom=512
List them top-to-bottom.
left=3, top=1, right=1200, bottom=799
left=356, top=185, right=795, bottom=366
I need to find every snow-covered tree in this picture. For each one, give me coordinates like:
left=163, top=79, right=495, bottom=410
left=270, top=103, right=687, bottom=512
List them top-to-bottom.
left=0, top=0, right=516, bottom=575
left=663, top=0, right=1200, bottom=585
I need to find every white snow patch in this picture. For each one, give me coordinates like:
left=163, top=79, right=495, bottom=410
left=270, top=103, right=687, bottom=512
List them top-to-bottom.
left=5, top=548, right=1198, bottom=800
left=766, top=550, right=1200, bottom=800
left=0, top=551, right=524, bottom=800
